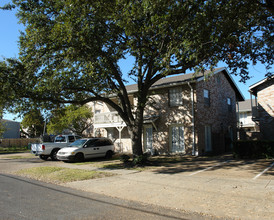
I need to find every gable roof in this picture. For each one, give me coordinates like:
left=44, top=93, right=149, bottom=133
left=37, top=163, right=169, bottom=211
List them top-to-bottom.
left=126, top=67, right=244, bottom=101
left=249, top=76, right=274, bottom=96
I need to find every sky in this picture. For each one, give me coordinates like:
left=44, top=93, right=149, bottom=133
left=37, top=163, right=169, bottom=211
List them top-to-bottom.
left=0, top=1, right=272, bottom=122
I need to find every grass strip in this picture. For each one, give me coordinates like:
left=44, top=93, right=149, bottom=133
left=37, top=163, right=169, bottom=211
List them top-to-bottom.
left=0, top=147, right=29, bottom=154
left=5, top=154, right=36, bottom=159
left=16, top=166, right=115, bottom=183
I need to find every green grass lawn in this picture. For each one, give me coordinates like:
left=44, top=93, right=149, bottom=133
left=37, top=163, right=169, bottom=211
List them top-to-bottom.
left=0, top=146, right=29, bottom=154
left=5, top=154, right=36, bottom=159
left=16, top=166, right=116, bottom=183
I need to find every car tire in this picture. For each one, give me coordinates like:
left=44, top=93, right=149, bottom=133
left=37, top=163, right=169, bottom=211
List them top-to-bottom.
left=50, top=149, right=59, bottom=161
left=105, top=151, right=113, bottom=159
left=74, top=153, right=84, bottom=162
left=39, top=155, right=49, bottom=161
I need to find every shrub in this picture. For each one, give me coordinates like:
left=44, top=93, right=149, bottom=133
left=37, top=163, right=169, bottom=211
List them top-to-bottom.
left=233, top=140, right=274, bottom=159
left=132, top=153, right=150, bottom=166
left=120, top=154, right=130, bottom=163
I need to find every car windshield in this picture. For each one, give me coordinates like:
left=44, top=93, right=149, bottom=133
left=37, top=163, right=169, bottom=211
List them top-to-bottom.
left=69, top=139, right=87, bottom=148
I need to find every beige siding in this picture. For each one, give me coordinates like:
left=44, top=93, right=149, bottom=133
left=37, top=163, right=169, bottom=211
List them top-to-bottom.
left=257, top=81, right=274, bottom=140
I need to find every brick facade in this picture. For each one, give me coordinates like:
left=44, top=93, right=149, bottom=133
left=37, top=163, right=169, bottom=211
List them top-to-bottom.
left=93, top=68, right=243, bottom=155
left=196, top=72, right=237, bottom=154
left=250, top=78, right=274, bottom=141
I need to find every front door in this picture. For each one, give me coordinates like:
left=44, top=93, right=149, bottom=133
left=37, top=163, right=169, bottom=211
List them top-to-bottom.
left=144, top=125, right=153, bottom=154
left=170, top=125, right=184, bottom=153
left=205, top=125, right=212, bottom=152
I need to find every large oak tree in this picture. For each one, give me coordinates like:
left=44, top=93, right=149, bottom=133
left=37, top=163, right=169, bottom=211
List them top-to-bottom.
left=0, top=0, right=273, bottom=155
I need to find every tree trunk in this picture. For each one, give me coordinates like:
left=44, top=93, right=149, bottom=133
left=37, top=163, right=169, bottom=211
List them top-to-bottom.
left=127, top=106, right=144, bottom=156
left=129, top=125, right=143, bottom=156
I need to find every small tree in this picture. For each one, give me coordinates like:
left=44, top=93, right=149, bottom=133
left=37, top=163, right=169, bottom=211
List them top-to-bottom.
left=47, top=105, right=93, bottom=136
left=0, top=109, right=6, bottom=138
left=21, top=109, right=45, bottom=138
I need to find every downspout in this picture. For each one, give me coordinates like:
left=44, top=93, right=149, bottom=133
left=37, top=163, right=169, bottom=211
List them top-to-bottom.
left=188, top=82, right=196, bottom=156
left=236, top=100, right=240, bottom=140
left=93, top=101, right=96, bottom=137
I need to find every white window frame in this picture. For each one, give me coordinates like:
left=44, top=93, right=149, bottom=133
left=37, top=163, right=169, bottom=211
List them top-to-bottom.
left=169, top=87, right=183, bottom=106
left=169, top=124, right=185, bottom=153
left=143, top=125, right=153, bottom=154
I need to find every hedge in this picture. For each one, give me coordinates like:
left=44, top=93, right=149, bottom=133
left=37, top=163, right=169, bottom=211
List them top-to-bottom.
left=233, top=140, right=274, bottom=159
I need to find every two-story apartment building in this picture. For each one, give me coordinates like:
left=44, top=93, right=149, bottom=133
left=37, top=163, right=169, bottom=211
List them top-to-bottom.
left=93, top=67, right=244, bottom=155
left=249, top=77, right=274, bottom=141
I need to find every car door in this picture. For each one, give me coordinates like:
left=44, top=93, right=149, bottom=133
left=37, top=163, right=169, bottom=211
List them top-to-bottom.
left=82, top=139, right=99, bottom=159
left=94, top=139, right=109, bottom=158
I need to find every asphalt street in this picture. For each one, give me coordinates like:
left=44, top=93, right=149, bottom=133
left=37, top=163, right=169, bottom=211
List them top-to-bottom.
left=0, top=173, right=198, bottom=220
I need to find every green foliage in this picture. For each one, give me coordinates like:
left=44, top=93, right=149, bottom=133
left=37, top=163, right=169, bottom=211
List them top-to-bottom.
left=0, top=0, right=273, bottom=155
left=47, top=105, right=93, bottom=136
left=0, top=109, right=6, bottom=138
left=21, top=109, right=45, bottom=137
left=233, top=140, right=274, bottom=159
left=0, top=146, right=29, bottom=154
left=132, top=153, right=150, bottom=166
left=120, top=154, right=131, bottom=163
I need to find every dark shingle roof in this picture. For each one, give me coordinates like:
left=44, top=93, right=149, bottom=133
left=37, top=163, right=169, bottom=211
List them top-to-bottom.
left=123, top=67, right=244, bottom=101
left=125, top=68, right=222, bottom=92
left=238, top=100, right=251, bottom=112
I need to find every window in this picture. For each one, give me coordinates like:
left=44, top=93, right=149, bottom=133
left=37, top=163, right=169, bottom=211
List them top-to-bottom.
left=169, top=87, right=183, bottom=106
left=204, top=89, right=210, bottom=106
left=227, top=98, right=232, bottom=112
left=170, top=125, right=184, bottom=153
left=55, top=136, right=66, bottom=143
left=68, top=136, right=75, bottom=143
left=92, top=138, right=113, bottom=147
left=86, top=139, right=98, bottom=147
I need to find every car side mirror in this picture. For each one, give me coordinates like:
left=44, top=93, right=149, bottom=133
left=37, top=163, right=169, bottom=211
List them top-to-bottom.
left=84, top=145, right=88, bottom=148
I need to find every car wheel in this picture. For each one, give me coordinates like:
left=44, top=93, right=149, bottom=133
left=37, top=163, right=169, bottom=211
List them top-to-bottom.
left=50, top=149, right=59, bottom=161
left=105, top=151, right=113, bottom=159
left=74, top=153, right=84, bottom=162
left=39, top=155, right=49, bottom=161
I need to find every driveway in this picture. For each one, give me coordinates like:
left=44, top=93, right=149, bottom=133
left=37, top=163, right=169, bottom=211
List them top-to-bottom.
left=0, top=153, right=273, bottom=220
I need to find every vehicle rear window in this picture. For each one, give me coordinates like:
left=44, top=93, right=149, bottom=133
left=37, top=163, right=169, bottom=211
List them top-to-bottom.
left=55, top=136, right=66, bottom=142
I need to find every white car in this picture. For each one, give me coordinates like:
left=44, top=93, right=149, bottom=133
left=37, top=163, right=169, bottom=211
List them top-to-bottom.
left=57, top=138, right=115, bottom=162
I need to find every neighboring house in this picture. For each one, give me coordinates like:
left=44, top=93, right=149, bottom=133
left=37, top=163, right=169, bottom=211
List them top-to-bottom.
left=93, top=67, right=244, bottom=155
left=249, top=77, right=274, bottom=141
left=238, top=99, right=256, bottom=132
left=0, top=119, right=21, bottom=139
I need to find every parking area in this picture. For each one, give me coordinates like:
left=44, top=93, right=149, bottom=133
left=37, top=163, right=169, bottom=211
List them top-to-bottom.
left=0, top=153, right=273, bottom=182
left=151, top=157, right=274, bottom=182
left=188, top=159, right=274, bottom=180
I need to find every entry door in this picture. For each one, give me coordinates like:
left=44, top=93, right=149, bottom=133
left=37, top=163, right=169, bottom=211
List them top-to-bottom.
left=171, top=125, right=184, bottom=153
left=205, top=125, right=212, bottom=152
left=144, top=126, right=153, bottom=154
left=228, top=126, right=233, bottom=149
